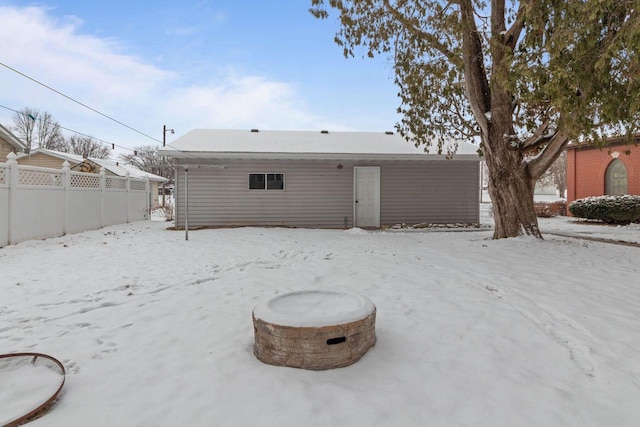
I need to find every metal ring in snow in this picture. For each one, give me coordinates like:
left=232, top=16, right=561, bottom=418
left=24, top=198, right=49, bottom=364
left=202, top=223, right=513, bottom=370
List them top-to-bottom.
left=0, top=352, right=66, bottom=427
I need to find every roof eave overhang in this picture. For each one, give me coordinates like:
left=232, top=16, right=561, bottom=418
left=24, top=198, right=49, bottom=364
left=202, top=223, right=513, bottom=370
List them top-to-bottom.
left=0, top=128, right=26, bottom=151
left=15, top=149, right=83, bottom=163
left=158, top=150, right=479, bottom=161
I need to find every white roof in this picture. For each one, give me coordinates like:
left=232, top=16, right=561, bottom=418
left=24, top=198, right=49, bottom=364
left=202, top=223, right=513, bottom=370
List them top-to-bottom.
left=0, top=124, right=27, bottom=152
left=159, top=129, right=480, bottom=161
left=16, top=148, right=168, bottom=182
left=101, top=161, right=168, bottom=183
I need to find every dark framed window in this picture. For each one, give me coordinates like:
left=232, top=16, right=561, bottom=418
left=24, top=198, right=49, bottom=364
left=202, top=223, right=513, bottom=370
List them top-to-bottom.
left=605, top=159, right=627, bottom=195
left=249, top=173, right=285, bottom=190
left=249, top=173, right=266, bottom=190
left=267, top=173, right=284, bottom=190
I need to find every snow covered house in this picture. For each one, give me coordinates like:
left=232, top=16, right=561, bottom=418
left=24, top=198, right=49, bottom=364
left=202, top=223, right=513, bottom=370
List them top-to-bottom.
left=0, top=124, right=26, bottom=159
left=159, top=129, right=481, bottom=229
left=16, top=148, right=169, bottom=208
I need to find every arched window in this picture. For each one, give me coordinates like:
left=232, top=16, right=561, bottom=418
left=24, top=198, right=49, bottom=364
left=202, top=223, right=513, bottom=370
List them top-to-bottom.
left=605, top=159, right=628, bottom=195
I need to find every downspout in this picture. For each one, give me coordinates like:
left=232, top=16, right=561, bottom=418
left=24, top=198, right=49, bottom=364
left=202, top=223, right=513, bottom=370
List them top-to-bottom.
left=573, top=148, right=577, bottom=202
left=174, top=162, right=179, bottom=229
left=184, top=165, right=189, bottom=241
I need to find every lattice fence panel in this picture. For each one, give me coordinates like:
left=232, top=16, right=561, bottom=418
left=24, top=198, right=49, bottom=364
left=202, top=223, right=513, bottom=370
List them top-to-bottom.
left=0, top=166, right=6, bottom=185
left=19, top=168, right=63, bottom=187
left=71, top=173, right=101, bottom=189
left=105, top=176, right=126, bottom=189
left=129, top=179, right=147, bottom=191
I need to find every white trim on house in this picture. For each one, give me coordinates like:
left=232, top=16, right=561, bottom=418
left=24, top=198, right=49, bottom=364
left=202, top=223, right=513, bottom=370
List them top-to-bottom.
left=0, top=124, right=27, bottom=152
left=161, top=151, right=479, bottom=161
left=247, top=172, right=286, bottom=191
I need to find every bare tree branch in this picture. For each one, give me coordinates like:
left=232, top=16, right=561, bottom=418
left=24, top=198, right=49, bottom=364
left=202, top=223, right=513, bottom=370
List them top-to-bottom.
left=459, top=0, right=491, bottom=135
left=491, top=0, right=506, bottom=35
left=504, top=0, right=530, bottom=50
left=449, top=100, right=480, bottom=137
left=12, top=108, right=37, bottom=151
left=36, top=112, right=65, bottom=150
left=521, top=118, right=552, bottom=149
left=527, top=120, right=570, bottom=179
left=66, top=135, right=110, bottom=159
left=119, top=145, right=174, bottom=181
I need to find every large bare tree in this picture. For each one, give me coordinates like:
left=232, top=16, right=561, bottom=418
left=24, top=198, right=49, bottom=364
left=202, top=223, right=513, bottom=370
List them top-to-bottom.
left=311, top=0, right=640, bottom=238
left=11, top=107, right=36, bottom=151
left=12, top=108, right=65, bottom=151
left=36, top=111, right=65, bottom=151
left=66, top=135, right=110, bottom=159
left=119, top=145, right=174, bottom=182
left=538, top=152, right=567, bottom=198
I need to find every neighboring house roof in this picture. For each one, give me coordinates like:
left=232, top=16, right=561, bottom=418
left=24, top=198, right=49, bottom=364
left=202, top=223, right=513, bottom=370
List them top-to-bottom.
left=0, top=123, right=27, bottom=152
left=159, top=129, right=481, bottom=161
left=567, top=133, right=640, bottom=151
left=16, top=148, right=168, bottom=182
left=16, top=148, right=86, bottom=165
left=101, top=161, right=168, bottom=182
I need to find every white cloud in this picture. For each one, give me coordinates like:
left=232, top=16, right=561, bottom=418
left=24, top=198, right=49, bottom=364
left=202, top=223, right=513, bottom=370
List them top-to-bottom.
left=0, top=5, right=332, bottom=153
left=167, top=73, right=323, bottom=131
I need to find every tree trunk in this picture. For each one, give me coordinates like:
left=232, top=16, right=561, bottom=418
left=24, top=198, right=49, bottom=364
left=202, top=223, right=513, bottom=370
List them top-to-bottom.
left=485, top=149, right=542, bottom=239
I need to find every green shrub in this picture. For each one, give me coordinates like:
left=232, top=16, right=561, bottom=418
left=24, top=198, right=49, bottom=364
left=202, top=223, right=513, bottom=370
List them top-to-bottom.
left=568, top=195, right=640, bottom=224
left=534, top=200, right=567, bottom=217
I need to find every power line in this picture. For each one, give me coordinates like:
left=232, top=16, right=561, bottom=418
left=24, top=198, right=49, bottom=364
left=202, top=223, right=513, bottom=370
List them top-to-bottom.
left=0, top=61, right=162, bottom=144
left=0, top=103, right=136, bottom=153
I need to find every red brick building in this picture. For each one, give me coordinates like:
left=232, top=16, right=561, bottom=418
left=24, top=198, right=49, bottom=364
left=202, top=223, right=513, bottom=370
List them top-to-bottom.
left=567, top=138, right=640, bottom=206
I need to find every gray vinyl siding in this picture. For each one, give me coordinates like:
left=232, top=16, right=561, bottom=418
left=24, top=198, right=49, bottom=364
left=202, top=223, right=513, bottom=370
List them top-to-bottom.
left=174, top=158, right=479, bottom=228
left=175, top=159, right=354, bottom=228
left=380, top=161, right=479, bottom=224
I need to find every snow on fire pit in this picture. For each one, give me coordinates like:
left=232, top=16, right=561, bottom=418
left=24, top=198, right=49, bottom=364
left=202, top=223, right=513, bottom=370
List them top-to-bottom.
left=252, top=290, right=376, bottom=370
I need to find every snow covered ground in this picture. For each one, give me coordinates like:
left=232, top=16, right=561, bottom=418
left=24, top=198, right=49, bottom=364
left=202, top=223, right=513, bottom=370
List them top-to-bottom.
left=1, top=207, right=640, bottom=426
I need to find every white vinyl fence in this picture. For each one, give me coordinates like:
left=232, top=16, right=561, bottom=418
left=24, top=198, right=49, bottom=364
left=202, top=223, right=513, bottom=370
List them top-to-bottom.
left=0, top=153, right=150, bottom=247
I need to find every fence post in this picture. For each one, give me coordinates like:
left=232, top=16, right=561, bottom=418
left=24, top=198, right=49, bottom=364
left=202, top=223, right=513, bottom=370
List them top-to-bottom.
left=6, top=152, right=18, bottom=245
left=62, top=161, right=70, bottom=235
left=100, top=167, right=106, bottom=228
left=126, top=171, right=131, bottom=223
left=146, top=177, right=150, bottom=219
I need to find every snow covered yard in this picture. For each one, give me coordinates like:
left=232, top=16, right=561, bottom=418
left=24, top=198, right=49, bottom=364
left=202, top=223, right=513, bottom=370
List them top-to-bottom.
left=1, top=217, right=640, bottom=426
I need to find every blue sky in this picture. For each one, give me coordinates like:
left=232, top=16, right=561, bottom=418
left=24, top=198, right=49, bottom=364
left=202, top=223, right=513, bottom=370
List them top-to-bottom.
left=0, top=1, right=401, bottom=156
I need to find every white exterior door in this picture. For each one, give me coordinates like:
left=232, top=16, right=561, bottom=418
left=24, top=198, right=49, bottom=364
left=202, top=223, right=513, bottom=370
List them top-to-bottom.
left=354, top=166, right=380, bottom=227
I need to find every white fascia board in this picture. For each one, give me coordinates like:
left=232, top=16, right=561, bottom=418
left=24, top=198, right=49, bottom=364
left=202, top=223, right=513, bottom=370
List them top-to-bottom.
left=0, top=124, right=26, bottom=150
left=16, top=148, right=82, bottom=163
left=159, top=151, right=479, bottom=162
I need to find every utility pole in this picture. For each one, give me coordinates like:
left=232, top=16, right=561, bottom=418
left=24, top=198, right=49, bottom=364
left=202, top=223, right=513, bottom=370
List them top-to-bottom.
left=162, top=125, right=175, bottom=207
left=162, top=125, right=174, bottom=147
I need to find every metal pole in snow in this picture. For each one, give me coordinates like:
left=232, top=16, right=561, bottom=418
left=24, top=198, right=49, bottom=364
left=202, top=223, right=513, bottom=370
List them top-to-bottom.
left=178, top=163, right=226, bottom=241
left=184, top=166, right=189, bottom=241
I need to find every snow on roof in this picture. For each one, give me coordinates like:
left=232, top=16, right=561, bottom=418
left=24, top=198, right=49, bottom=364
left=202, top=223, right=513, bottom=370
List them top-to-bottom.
left=0, top=123, right=27, bottom=152
left=160, top=129, right=480, bottom=160
left=16, top=148, right=168, bottom=182
left=16, top=148, right=85, bottom=164
left=98, top=161, right=168, bottom=183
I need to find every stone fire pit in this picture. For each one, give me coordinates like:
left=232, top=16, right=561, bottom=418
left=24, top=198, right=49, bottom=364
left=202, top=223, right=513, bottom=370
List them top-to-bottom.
left=252, top=290, right=376, bottom=370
